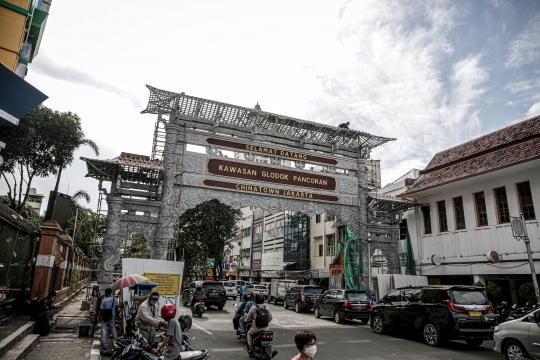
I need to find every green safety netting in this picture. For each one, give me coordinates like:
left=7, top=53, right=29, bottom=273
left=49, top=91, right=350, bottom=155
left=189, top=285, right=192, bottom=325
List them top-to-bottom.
left=343, top=226, right=370, bottom=292
left=405, top=230, right=417, bottom=275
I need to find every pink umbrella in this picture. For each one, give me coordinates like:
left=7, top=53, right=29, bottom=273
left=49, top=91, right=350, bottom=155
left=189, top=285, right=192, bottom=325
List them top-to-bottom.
left=111, top=274, right=149, bottom=291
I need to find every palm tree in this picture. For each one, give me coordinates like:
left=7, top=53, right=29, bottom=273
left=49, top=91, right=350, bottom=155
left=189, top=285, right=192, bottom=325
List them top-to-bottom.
left=47, top=139, right=99, bottom=221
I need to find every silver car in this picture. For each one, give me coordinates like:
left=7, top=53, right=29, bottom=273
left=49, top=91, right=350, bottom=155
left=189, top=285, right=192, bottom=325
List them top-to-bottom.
left=494, top=309, right=540, bottom=359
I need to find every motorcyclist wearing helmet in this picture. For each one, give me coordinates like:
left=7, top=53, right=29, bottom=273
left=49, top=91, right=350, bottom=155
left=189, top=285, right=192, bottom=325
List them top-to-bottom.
left=190, top=285, right=205, bottom=308
left=238, top=293, right=255, bottom=335
left=245, top=293, right=273, bottom=350
left=152, top=304, right=182, bottom=360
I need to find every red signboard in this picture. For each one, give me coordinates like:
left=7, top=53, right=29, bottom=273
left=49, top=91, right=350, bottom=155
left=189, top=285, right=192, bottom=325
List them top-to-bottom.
left=207, top=138, right=338, bottom=165
left=206, top=159, right=336, bottom=191
left=203, top=275, right=214, bottom=280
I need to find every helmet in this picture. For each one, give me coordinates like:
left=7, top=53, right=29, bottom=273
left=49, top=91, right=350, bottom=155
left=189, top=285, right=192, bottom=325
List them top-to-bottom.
left=243, top=293, right=252, bottom=302
left=254, top=293, right=264, bottom=304
left=501, top=301, right=508, bottom=308
left=161, top=304, right=176, bottom=319
left=178, top=314, right=192, bottom=331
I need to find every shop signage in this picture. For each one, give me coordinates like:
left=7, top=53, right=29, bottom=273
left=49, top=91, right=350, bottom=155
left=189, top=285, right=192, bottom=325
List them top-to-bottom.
left=206, top=138, right=338, bottom=165
left=206, top=159, right=336, bottom=191
left=203, top=179, right=339, bottom=202
left=431, top=254, right=442, bottom=266
left=329, top=266, right=344, bottom=275
left=319, top=268, right=330, bottom=277
left=311, top=269, right=320, bottom=278
left=144, top=272, right=181, bottom=296
left=203, top=275, right=214, bottom=280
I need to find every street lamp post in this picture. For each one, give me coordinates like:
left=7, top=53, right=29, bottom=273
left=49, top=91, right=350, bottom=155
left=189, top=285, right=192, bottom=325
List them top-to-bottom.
left=511, top=214, right=540, bottom=305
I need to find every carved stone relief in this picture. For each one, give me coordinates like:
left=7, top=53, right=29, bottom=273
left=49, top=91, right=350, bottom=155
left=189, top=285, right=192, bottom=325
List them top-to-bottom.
left=338, top=178, right=359, bottom=195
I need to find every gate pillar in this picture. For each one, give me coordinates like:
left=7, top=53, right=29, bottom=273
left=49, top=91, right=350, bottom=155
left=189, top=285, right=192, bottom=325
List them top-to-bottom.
left=98, top=195, right=125, bottom=292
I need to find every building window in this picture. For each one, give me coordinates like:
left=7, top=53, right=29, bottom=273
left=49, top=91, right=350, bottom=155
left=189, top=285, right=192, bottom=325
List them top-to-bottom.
left=517, top=181, right=536, bottom=220
left=494, top=187, right=510, bottom=224
left=474, top=192, right=488, bottom=227
left=453, top=197, right=466, bottom=230
left=437, top=201, right=448, bottom=232
left=422, top=206, right=432, bottom=234
left=326, top=213, right=333, bottom=222
left=315, top=214, right=321, bottom=223
left=255, top=225, right=262, bottom=234
left=242, top=227, right=251, bottom=237
left=326, top=235, right=336, bottom=256
left=318, top=244, right=323, bottom=257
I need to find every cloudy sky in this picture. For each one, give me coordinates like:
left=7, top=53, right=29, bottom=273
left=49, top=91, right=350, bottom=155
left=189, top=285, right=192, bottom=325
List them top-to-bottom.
left=6, top=0, right=540, bottom=213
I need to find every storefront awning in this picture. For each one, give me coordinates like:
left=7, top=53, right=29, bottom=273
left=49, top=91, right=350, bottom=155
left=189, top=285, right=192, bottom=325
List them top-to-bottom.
left=0, top=64, right=48, bottom=126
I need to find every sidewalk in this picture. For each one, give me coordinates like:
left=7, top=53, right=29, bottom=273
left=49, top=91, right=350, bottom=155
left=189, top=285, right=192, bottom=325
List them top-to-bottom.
left=24, top=289, right=100, bottom=360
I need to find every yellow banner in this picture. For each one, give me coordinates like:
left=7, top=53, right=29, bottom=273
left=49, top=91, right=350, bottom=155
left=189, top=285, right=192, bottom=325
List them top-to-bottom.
left=144, top=272, right=181, bottom=296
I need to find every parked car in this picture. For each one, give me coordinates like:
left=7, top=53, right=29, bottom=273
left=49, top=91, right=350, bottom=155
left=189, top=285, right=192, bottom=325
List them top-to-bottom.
left=182, top=281, right=227, bottom=310
left=222, top=281, right=238, bottom=300
left=253, top=285, right=269, bottom=299
left=283, top=285, right=323, bottom=313
left=370, top=285, right=496, bottom=347
left=314, top=289, right=371, bottom=324
left=494, top=308, right=540, bottom=360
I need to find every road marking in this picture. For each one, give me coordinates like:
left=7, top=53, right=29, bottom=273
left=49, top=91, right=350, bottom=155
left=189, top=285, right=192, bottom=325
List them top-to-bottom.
left=193, top=323, right=212, bottom=334
left=344, top=340, right=372, bottom=343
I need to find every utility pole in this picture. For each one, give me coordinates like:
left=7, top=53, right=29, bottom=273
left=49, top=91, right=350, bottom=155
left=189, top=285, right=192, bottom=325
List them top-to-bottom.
left=511, top=214, right=540, bottom=305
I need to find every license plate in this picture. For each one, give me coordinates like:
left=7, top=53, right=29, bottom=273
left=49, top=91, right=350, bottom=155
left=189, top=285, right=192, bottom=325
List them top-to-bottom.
left=210, top=293, right=218, bottom=297
left=355, top=306, right=365, bottom=310
left=469, top=311, right=482, bottom=317
left=261, top=341, right=273, bottom=346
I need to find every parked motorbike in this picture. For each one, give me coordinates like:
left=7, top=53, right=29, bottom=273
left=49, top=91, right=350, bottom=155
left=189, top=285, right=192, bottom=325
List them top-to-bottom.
left=192, top=300, right=206, bottom=317
left=494, top=305, right=510, bottom=323
left=245, top=323, right=278, bottom=359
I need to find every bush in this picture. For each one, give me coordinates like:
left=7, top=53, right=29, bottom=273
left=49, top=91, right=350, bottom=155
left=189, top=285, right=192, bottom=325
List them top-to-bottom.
left=473, top=281, right=485, bottom=287
left=486, top=281, right=502, bottom=304
left=518, top=282, right=537, bottom=305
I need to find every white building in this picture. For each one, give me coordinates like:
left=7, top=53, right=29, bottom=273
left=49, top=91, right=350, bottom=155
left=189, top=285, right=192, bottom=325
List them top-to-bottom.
left=400, top=115, right=540, bottom=305
left=26, top=188, right=44, bottom=213
left=309, top=212, right=336, bottom=287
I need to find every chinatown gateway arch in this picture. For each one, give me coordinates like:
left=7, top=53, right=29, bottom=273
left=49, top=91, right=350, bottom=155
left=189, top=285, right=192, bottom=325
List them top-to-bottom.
left=82, top=85, right=416, bottom=291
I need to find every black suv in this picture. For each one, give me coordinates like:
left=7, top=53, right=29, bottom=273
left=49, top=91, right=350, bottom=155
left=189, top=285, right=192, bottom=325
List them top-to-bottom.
left=182, top=281, right=227, bottom=310
left=283, top=285, right=323, bottom=313
left=370, top=285, right=496, bottom=346
left=314, top=289, right=371, bottom=324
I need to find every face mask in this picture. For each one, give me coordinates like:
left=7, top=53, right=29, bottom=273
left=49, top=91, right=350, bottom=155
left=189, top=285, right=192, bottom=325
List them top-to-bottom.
left=149, top=300, right=158, bottom=306
left=304, top=345, right=317, bottom=357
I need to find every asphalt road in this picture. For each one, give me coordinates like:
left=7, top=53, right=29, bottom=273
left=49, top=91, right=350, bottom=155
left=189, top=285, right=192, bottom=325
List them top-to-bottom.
left=177, top=300, right=507, bottom=360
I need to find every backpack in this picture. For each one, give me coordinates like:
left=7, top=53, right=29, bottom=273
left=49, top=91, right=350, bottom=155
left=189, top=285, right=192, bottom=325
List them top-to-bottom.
left=100, top=298, right=115, bottom=322
left=255, top=306, right=269, bottom=328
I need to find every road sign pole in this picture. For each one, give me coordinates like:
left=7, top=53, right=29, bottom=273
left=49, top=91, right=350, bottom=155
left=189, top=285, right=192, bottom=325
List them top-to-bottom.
left=521, top=214, right=540, bottom=305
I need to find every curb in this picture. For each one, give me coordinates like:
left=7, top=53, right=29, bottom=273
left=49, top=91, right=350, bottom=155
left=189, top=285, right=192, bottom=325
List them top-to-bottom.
left=0, top=322, right=35, bottom=357
left=90, top=340, right=101, bottom=360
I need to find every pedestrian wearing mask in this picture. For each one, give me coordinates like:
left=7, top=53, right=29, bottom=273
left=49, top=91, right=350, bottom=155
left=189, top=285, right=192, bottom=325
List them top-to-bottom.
left=135, top=291, right=167, bottom=342
left=292, top=330, right=317, bottom=360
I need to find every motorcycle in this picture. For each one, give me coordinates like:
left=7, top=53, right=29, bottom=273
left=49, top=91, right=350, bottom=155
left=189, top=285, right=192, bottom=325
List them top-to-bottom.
left=192, top=300, right=206, bottom=317
left=245, top=323, right=278, bottom=359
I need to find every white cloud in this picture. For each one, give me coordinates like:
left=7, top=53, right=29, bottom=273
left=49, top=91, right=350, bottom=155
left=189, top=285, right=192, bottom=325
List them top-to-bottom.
left=306, top=1, right=488, bottom=184
left=506, top=12, right=540, bottom=68
left=526, top=102, right=540, bottom=118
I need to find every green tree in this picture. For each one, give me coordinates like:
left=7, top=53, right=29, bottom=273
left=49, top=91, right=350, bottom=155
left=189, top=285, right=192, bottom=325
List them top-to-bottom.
left=0, top=106, right=98, bottom=214
left=0, top=196, right=43, bottom=229
left=175, top=200, right=241, bottom=282
left=66, top=206, right=104, bottom=262
left=124, top=232, right=150, bottom=259
left=486, top=281, right=503, bottom=304
left=518, top=282, right=538, bottom=305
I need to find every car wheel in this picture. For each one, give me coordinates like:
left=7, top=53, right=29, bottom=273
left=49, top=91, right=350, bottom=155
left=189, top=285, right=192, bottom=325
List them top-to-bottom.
left=233, top=296, right=237, bottom=301
left=273, top=297, right=277, bottom=306
left=284, top=300, right=289, bottom=309
left=295, top=302, right=301, bottom=313
left=314, top=307, right=321, bottom=318
left=334, top=311, right=343, bottom=324
left=372, top=315, right=384, bottom=334
left=423, top=323, right=440, bottom=347
left=465, top=339, right=483, bottom=347
left=505, top=340, right=528, bottom=360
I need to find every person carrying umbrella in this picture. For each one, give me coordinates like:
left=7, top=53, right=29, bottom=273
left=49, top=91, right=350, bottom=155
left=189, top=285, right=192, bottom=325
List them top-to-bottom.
left=135, top=291, right=166, bottom=342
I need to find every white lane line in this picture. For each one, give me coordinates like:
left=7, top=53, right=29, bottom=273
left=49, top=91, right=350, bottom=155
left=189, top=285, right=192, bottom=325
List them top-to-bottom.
left=193, top=323, right=213, bottom=335
left=343, top=340, right=372, bottom=343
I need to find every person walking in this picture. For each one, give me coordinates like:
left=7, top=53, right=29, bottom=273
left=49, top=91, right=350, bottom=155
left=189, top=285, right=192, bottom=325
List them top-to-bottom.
left=239, top=283, right=247, bottom=297
left=100, top=288, right=119, bottom=350
left=135, top=291, right=167, bottom=342
left=245, top=293, right=272, bottom=351
left=152, top=304, right=182, bottom=360
left=292, top=330, right=317, bottom=360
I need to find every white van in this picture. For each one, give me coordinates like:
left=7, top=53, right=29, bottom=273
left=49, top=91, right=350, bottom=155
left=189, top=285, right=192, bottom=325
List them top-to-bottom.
left=221, top=281, right=238, bottom=300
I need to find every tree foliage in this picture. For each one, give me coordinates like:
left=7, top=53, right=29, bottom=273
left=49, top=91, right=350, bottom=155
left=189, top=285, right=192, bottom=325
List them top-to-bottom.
left=0, top=105, right=99, bottom=214
left=0, top=196, right=43, bottom=229
left=175, top=200, right=241, bottom=282
left=65, top=206, right=104, bottom=265
left=123, top=232, right=150, bottom=259
left=518, top=282, right=538, bottom=305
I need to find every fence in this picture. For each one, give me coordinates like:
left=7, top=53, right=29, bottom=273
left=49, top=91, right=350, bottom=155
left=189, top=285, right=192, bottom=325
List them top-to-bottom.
left=0, top=204, right=38, bottom=291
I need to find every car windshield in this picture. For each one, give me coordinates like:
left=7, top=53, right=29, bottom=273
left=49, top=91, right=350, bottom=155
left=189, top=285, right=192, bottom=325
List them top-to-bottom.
left=223, top=282, right=235, bottom=287
left=202, top=283, right=223, bottom=290
left=303, top=287, right=323, bottom=294
left=451, top=290, right=488, bottom=305
left=346, top=291, right=368, bottom=300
